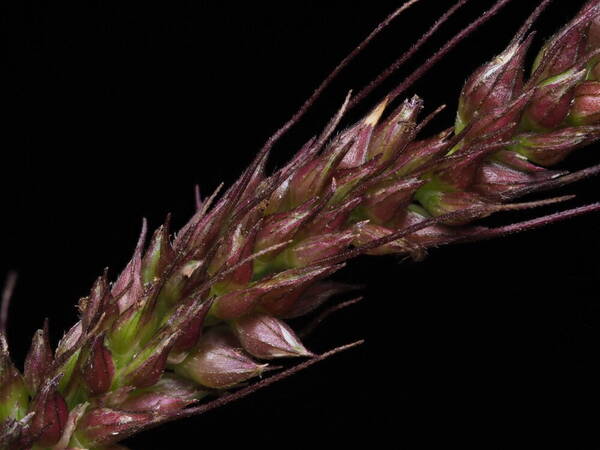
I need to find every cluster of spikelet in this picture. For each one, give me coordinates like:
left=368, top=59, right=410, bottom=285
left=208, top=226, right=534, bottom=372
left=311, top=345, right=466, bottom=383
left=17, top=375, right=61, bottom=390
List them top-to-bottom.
left=2, top=1, right=600, bottom=449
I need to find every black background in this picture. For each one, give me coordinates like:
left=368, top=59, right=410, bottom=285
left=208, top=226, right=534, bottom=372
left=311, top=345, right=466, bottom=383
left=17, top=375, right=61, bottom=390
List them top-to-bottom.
left=4, top=0, right=600, bottom=448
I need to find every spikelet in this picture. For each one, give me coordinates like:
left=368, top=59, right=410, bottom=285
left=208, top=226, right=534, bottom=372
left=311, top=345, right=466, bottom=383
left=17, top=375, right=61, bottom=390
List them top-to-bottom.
left=2, top=2, right=600, bottom=449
